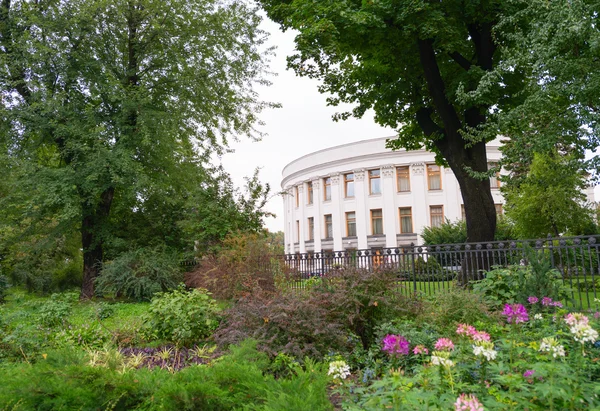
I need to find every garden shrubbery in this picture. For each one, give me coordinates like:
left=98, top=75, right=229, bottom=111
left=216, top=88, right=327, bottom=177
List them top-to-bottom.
left=96, top=246, right=183, bottom=301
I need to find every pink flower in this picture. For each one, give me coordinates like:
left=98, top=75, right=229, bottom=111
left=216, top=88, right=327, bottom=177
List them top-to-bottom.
left=528, top=296, right=539, bottom=304
left=542, top=297, right=553, bottom=306
left=551, top=301, right=563, bottom=308
left=503, top=304, right=529, bottom=324
left=594, top=312, right=600, bottom=319
left=564, top=313, right=589, bottom=327
left=456, top=323, right=477, bottom=337
left=471, top=331, right=491, bottom=342
left=382, top=334, right=410, bottom=356
left=434, top=338, right=455, bottom=352
left=412, top=344, right=429, bottom=355
left=523, top=370, right=535, bottom=378
left=454, top=393, right=484, bottom=411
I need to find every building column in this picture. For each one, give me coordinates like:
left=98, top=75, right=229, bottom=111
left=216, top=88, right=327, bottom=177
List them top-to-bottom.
left=410, top=162, right=428, bottom=245
left=381, top=165, right=398, bottom=248
left=354, top=169, right=368, bottom=250
left=330, top=173, right=343, bottom=251
left=312, top=179, right=322, bottom=252
left=297, top=184, right=306, bottom=253
left=283, top=188, right=292, bottom=254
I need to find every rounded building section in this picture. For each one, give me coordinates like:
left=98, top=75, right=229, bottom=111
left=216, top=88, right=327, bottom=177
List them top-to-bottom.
left=281, top=136, right=504, bottom=254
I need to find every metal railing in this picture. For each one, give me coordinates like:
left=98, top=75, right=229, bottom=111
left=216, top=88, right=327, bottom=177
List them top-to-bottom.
left=275, top=235, right=600, bottom=309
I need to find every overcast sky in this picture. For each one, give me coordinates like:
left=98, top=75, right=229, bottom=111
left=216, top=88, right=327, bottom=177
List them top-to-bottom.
left=219, top=17, right=394, bottom=233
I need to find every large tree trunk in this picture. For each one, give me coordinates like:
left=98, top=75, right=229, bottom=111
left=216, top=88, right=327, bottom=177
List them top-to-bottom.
left=80, top=187, right=115, bottom=299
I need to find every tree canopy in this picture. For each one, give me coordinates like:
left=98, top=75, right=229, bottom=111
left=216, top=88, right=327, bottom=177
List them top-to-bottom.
left=0, top=0, right=275, bottom=297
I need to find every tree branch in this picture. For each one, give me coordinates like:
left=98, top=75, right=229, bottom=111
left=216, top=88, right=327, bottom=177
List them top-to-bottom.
left=417, top=38, right=462, bottom=137
left=449, top=51, right=471, bottom=71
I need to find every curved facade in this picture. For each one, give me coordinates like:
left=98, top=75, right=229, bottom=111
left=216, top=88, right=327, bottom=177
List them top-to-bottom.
left=281, top=137, right=504, bottom=254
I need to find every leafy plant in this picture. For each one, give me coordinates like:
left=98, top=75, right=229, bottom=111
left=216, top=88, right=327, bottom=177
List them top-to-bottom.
left=96, top=246, right=183, bottom=301
left=473, top=248, right=569, bottom=308
left=142, top=285, right=219, bottom=346
left=38, top=293, right=74, bottom=327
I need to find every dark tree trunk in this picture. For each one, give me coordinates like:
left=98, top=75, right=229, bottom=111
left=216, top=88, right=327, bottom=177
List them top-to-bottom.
left=80, top=187, right=115, bottom=300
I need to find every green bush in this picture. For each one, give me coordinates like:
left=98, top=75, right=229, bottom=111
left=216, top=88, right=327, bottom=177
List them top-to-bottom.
left=421, top=218, right=514, bottom=246
left=96, top=246, right=183, bottom=301
left=473, top=248, right=569, bottom=307
left=142, top=285, right=219, bottom=346
left=38, top=293, right=75, bottom=327
left=0, top=340, right=333, bottom=411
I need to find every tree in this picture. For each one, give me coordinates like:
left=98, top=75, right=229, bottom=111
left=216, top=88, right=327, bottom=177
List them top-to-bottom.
left=0, top=0, right=275, bottom=298
left=258, top=0, right=534, bottom=243
left=504, top=152, right=596, bottom=238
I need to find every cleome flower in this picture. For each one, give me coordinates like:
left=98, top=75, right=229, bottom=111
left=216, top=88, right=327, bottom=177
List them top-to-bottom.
left=528, top=296, right=539, bottom=304
left=503, top=303, right=529, bottom=324
left=533, top=313, right=543, bottom=321
left=564, top=313, right=598, bottom=344
left=456, top=323, right=477, bottom=337
left=382, top=334, right=410, bottom=356
left=539, top=337, right=566, bottom=358
left=434, top=338, right=455, bottom=352
left=472, top=341, right=497, bottom=361
left=412, top=344, right=429, bottom=355
left=431, top=350, right=454, bottom=367
left=328, top=360, right=351, bottom=381
left=523, top=369, right=535, bottom=378
left=454, top=393, right=485, bottom=411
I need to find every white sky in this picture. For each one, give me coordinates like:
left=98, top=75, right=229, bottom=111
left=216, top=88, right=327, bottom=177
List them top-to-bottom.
left=220, top=17, right=394, bottom=233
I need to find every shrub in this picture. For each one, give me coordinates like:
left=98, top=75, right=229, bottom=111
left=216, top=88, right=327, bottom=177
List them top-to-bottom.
left=421, top=218, right=514, bottom=246
left=185, top=233, right=277, bottom=300
left=96, top=246, right=183, bottom=301
left=473, top=248, right=569, bottom=308
left=215, top=267, right=417, bottom=359
left=142, top=285, right=219, bottom=346
left=214, top=289, right=350, bottom=360
left=39, top=293, right=74, bottom=327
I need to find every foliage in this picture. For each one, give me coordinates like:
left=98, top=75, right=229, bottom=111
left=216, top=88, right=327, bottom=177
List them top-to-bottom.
left=0, top=0, right=275, bottom=298
left=497, top=0, right=600, bottom=189
left=503, top=152, right=596, bottom=238
left=422, top=218, right=515, bottom=246
left=185, top=232, right=278, bottom=300
left=96, top=246, right=183, bottom=301
left=473, top=249, right=569, bottom=308
left=215, top=267, right=416, bottom=359
left=142, top=286, right=220, bottom=346
left=418, top=288, right=495, bottom=335
left=213, top=289, right=350, bottom=360
left=38, top=293, right=76, bottom=328
left=0, top=340, right=333, bottom=410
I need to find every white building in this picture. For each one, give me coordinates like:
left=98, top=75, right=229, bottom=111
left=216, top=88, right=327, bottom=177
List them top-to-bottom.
left=281, top=136, right=504, bottom=254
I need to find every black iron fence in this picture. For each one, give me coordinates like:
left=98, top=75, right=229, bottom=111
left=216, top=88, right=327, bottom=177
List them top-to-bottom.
left=275, top=235, right=600, bottom=310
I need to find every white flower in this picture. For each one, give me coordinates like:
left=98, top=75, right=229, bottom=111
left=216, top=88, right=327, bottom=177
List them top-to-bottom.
left=534, top=314, right=543, bottom=320
left=570, top=323, right=599, bottom=344
left=539, top=337, right=566, bottom=358
left=472, top=342, right=497, bottom=361
left=431, top=352, right=454, bottom=367
left=328, top=360, right=350, bottom=380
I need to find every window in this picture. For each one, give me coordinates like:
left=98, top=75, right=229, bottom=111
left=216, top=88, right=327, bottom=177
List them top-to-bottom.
left=489, top=163, right=501, bottom=189
left=427, top=164, right=442, bottom=190
left=397, top=166, right=410, bottom=192
left=369, top=169, right=381, bottom=195
left=344, top=173, right=355, bottom=198
left=323, top=177, right=332, bottom=201
left=307, top=181, right=313, bottom=205
left=294, top=186, right=299, bottom=207
left=461, top=204, right=466, bottom=221
left=495, top=204, right=503, bottom=215
left=430, top=205, right=444, bottom=228
left=399, top=207, right=413, bottom=233
left=371, top=209, right=383, bottom=234
left=346, top=212, right=356, bottom=236
left=324, top=214, right=333, bottom=238
left=307, top=217, right=314, bottom=240
left=295, top=220, right=300, bottom=242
